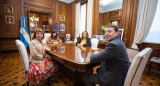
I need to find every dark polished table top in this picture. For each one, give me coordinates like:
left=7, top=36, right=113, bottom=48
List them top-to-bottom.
left=46, top=43, right=103, bottom=64
left=46, top=43, right=103, bottom=72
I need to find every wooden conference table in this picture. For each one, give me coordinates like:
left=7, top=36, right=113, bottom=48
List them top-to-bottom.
left=46, top=42, right=103, bottom=72
left=46, top=42, right=102, bottom=86
left=46, top=43, right=135, bottom=72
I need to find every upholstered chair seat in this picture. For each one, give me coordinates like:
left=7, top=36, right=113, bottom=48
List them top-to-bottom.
left=15, top=40, right=30, bottom=85
left=124, top=47, right=152, bottom=86
left=127, top=48, right=140, bottom=64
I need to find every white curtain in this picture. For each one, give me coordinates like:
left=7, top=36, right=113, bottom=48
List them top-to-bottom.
left=87, top=0, right=93, bottom=38
left=131, top=0, right=158, bottom=49
left=74, top=2, right=81, bottom=43
left=80, top=4, right=86, bottom=38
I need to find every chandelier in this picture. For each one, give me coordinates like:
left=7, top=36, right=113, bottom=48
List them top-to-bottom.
left=30, top=16, right=39, bottom=22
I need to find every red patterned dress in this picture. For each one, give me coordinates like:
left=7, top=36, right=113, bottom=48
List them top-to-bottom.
left=25, top=39, right=58, bottom=84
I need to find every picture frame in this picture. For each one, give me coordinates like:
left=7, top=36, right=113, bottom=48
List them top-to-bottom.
left=4, top=5, right=13, bottom=14
left=5, top=15, right=14, bottom=24
left=60, top=15, right=65, bottom=21
left=60, top=24, right=65, bottom=31
left=119, top=29, right=124, bottom=40
left=66, top=34, right=71, bottom=41
left=93, top=35, right=100, bottom=40
left=100, top=35, right=105, bottom=41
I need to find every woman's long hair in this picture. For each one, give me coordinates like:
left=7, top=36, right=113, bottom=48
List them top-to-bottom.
left=32, top=28, right=44, bottom=39
left=51, top=30, right=57, bottom=40
left=81, top=31, right=89, bottom=39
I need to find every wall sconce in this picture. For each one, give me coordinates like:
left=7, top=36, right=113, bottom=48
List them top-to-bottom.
left=30, top=16, right=39, bottom=22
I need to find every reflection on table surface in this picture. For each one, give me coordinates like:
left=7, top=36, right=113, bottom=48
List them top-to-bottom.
left=46, top=43, right=103, bottom=64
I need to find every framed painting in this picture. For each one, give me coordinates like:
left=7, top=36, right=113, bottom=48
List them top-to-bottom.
left=4, top=5, right=13, bottom=13
left=5, top=15, right=14, bottom=24
left=60, top=15, right=65, bottom=21
left=60, top=24, right=65, bottom=31
left=66, top=34, right=71, bottom=41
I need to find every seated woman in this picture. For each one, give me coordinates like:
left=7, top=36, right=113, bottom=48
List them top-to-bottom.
left=25, top=28, right=57, bottom=84
left=46, top=31, right=62, bottom=44
left=76, top=31, right=91, bottom=47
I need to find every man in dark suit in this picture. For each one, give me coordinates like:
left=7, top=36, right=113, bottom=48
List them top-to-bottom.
left=83, top=25, right=129, bottom=86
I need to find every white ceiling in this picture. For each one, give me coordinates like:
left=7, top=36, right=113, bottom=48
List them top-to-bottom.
left=58, top=0, right=75, bottom=3
left=99, top=0, right=123, bottom=13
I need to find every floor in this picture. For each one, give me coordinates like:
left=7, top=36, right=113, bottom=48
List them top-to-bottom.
left=0, top=51, right=160, bottom=86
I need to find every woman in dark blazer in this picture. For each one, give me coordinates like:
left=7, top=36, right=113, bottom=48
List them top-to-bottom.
left=76, top=31, right=91, bottom=47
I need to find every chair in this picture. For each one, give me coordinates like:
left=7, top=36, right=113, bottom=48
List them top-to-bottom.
left=42, top=33, right=51, bottom=44
left=91, top=38, right=99, bottom=50
left=15, top=39, right=52, bottom=86
left=15, top=40, right=29, bottom=86
left=124, top=47, right=152, bottom=86
left=127, top=48, right=140, bottom=64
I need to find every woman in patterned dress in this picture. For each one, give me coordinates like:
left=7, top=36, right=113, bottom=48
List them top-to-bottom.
left=25, top=28, right=57, bottom=84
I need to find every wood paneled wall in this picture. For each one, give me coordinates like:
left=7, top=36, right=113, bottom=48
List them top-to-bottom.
left=0, top=0, right=22, bottom=51
left=0, top=0, right=76, bottom=51
left=0, top=0, right=56, bottom=51
left=0, top=0, right=138, bottom=51
left=0, top=0, right=55, bottom=51
left=1, top=0, right=158, bottom=57
left=24, top=0, right=56, bottom=33
left=92, top=0, right=99, bottom=36
left=121, top=0, right=139, bottom=47
left=55, top=1, right=74, bottom=38
left=99, top=9, right=122, bottom=29
left=108, top=9, right=122, bottom=22
left=99, top=13, right=109, bottom=27
left=139, top=43, right=160, bottom=58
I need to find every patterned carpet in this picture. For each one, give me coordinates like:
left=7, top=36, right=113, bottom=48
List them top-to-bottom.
left=0, top=51, right=160, bottom=86
left=0, top=52, right=74, bottom=86
left=138, top=68, right=160, bottom=86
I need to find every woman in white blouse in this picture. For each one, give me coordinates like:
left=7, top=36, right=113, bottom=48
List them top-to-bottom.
left=25, top=28, right=57, bottom=84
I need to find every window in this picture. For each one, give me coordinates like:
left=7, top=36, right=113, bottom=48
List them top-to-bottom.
left=143, top=0, right=160, bottom=44
left=80, top=3, right=87, bottom=37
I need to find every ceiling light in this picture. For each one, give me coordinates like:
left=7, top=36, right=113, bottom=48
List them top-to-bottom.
left=30, top=16, right=39, bottom=22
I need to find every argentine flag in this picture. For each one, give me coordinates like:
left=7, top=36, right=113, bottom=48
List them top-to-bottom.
left=20, top=17, right=30, bottom=48
left=54, top=22, right=59, bottom=37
